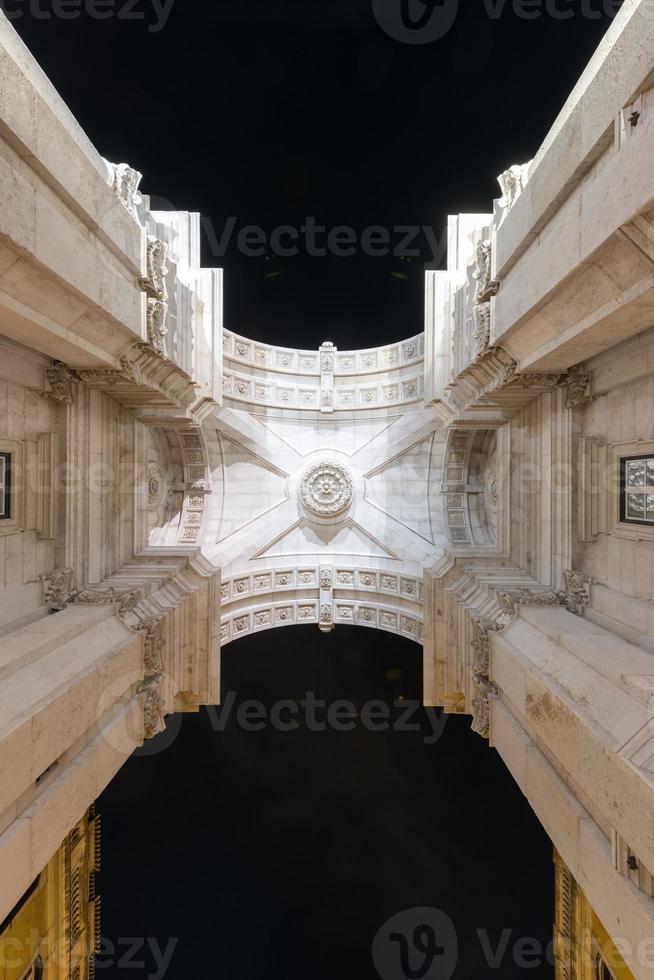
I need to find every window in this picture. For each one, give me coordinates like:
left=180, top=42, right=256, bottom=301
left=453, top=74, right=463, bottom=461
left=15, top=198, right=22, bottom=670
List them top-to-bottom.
left=0, top=451, right=11, bottom=520
left=620, top=455, right=654, bottom=525
left=596, top=954, right=616, bottom=979
left=20, top=956, right=43, bottom=980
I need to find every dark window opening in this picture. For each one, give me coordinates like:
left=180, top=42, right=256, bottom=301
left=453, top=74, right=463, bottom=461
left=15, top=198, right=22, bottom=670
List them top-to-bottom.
left=0, top=451, right=11, bottom=520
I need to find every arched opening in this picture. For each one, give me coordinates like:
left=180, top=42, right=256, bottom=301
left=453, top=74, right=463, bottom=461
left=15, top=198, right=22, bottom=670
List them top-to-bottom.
left=98, top=626, right=554, bottom=979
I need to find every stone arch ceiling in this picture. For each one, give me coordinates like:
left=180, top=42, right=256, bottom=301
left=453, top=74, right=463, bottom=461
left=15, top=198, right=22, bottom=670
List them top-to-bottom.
left=202, top=332, right=448, bottom=646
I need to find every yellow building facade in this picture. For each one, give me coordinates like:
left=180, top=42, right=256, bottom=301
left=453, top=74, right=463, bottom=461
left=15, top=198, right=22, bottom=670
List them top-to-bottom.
left=0, top=808, right=100, bottom=980
left=554, top=851, right=636, bottom=980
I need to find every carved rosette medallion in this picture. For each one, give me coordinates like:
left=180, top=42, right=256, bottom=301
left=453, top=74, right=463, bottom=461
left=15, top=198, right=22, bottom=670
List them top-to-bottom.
left=299, top=461, right=354, bottom=518
left=147, top=462, right=166, bottom=509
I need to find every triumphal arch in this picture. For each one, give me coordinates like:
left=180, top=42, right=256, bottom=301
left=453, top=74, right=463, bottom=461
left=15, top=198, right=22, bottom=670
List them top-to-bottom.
left=1, top=2, right=654, bottom=976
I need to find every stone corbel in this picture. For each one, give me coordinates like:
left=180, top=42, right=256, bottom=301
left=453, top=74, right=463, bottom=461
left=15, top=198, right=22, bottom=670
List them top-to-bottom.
left=105, top=160, right=143, bottom=220
left=497, top=162, right=531, bottom=213
left=139, top=237, right=169, bottom=302
left=473, top=240, right=500, bottom=304
left=143, top=298, right=168, bottom=358
left=473, top=303, right=491, bottom=360
left=43, top=360, right=77, bottom=405
left=563, top=365, right=593, bottom=409
left=319, top=564, right=335, bottom=632
left=41, top=567, right=76, bottom=612
left=558, top=570, right=596, bottom=616
left=138, top=617, right=166, bottom=675
left=470, top=620, right=499, bottom=739
left=138, top=672, right=166, bottom=740
left=471, top=674, right=498, bottom=739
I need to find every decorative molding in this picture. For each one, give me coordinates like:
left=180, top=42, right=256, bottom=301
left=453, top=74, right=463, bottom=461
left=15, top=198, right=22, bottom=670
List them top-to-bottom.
left=106, top=160, right=143, bottom=220
left=497, top=162, right=531, bottom=213
left=139, top=237, right=168, bottom=301
left=473, top=240, right=500, bottom=304
left=144, top=298, right=168, bottom=358
left=473, top=303, right=491, bottom=360
left=221, top=330, right=423, bottom=412
left=319, top=341, right=335, bottom=415
left=44, top=360, right=76, bottom=404
left=564, top=365, right=593, bottom=409
left=299, top=461, right=354, bottom=517
left=41, top=567, right=76, bottom=612
left=558, top=570, right=596, bottom=617
left=76, top=585, right=144, bottom=619
left=496, top=587, right=561, bottom=620
left=140, top=618, right=166, bottom=675
left=470, top=620, right=498, bottom=739
left=139, top=672, right=166, bottom=739
left=471, top=674, right=498, bottom=739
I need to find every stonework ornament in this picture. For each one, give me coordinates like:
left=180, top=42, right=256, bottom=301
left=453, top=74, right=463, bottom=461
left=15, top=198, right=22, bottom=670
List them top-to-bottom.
left=107, top=161, right=143, bottom=220
left=497, top=162, right=531, bottom=212
left=139, top=238, right=168, bottom=301
left=473, top=240, right=500, bottom=304
left=145, top=298, right=168, bottom=358
left=473, top=303, right=491, bottom=359
left=44, top=360, right=77, bottom=404
left=564, top=366, right=593, bottom=409
left=300, top=461, right=354, bottom=517
left=147, top=463, right=166, bottom=509
left=42, top=567, right=75, bottom=612
left=559, top=570, right=596, bottom=616
left=76, top=585, right=143, bottom=620
left=319, top=603, right=334, bottom=633
left=138, top=618, right=166, bottom=675
left=471, top=627, right=490, bottom=677
left=139, top=673, right=166, bottom=739
left=471, top=674, right=498, bottom=739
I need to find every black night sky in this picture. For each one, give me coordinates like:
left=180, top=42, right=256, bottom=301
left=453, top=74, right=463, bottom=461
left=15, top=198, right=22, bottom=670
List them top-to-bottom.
left=10, top=1, right=619, bottom=976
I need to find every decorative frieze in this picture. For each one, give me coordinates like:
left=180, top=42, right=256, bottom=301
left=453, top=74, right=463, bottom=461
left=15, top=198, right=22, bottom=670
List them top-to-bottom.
left=76, top=585, right=144, bottom=620
left=496, top=588, right=561, bottom=620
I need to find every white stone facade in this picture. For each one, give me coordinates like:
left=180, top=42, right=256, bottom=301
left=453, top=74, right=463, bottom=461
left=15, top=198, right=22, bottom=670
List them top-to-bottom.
left=1, top=3, right=654, bottom=975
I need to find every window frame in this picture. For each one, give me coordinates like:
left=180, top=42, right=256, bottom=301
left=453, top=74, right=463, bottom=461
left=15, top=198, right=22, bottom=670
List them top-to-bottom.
left=0, top=450, right=12, bottom=521
left=619, top=453, right=654, bottom=527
